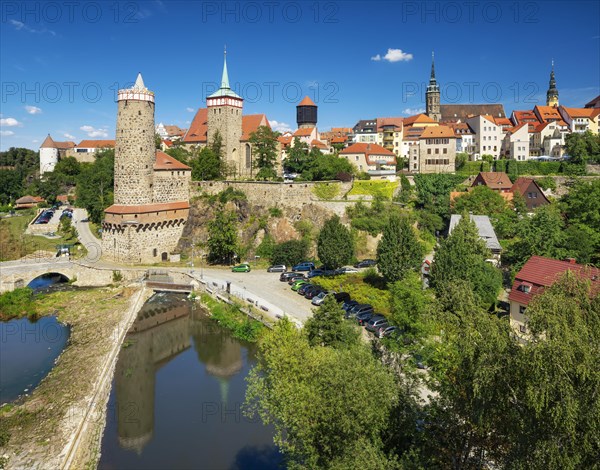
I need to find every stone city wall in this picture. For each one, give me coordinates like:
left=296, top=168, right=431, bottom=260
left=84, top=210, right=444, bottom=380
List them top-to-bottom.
left=153, top=170, right=190, bottom=203
left=193, top=180, right=353, bottom=208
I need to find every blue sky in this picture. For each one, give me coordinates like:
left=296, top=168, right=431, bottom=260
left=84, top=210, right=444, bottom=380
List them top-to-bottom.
left=1, top=0, right=599, bottom=150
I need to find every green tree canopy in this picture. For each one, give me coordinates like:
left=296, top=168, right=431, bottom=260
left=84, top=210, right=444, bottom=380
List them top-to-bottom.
left=249, top=125, right=279, bottom=180
left=564, top=130, right=600, bottom=164
left=75, top=149, right=114, bottom=224
left=453, top=185, right=508, bottom=215
left=207, top=205, right=238, bottom=264
left=377, top=214, right=424, bottom=283
left=317, top=215, right=354, bottom=269
left=430, top=215, right=502, bottom=309
left=270, top=239, right=309, bottom=267
left=305, top=295, right=360, bottom=348
left=244, top=318, right=398, bottom=468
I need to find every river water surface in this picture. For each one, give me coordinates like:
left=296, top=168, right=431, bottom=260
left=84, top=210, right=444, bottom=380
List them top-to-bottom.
left=98, top=293, right=281, bottom=470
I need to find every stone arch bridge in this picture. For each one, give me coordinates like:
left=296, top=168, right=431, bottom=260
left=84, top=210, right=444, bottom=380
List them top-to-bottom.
left=0, top=259, right=146, bottom=293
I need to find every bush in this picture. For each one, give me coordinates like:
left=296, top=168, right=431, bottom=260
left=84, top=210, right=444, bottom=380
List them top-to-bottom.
left=356, top=172, right=371, bottom=180
left=536, top=176, right=557, bottom=191
left=347, top=180, right=399, bottom=200
left=312, top=182, right=340, bottom=200
left=218, top=187, right=247, bottom=203
left=268, top=206, right=283, bottom=217
left=271, top=239, right=309, bottom=266
left=313, top=273, right=391, bottom=315
left=0, top=287, right=36, bottom=320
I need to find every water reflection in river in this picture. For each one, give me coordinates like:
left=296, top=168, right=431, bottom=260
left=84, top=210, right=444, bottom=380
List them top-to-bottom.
left=98, top=293, right=281, bottom=470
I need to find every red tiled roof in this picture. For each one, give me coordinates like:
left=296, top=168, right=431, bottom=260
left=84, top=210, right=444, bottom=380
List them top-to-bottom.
left=298, top=96, right=316, bottom=106
left=534, top=105, right=562, bottom=122
left=560, top=106, right=598, bottom=119
left=183, top=108, right=208, bottom=143
left=241, top=114, right=270, bottom=141
left=403, top=114, right=436, bottom=126
left=377, top=117, right=403, bottom=131
left=494, top=117, right=513, bottom=126
left=507, top=123, right=528, bottom=134
left=164, top=125, right=186, bottom=136
left=419, top=125, right=455, bottom=139
left=293, top=127, right=315, bottom=137
left=41, top=134, right=75, bottom=149
left=40, top=135, right=55, bottom=148
left=278, top=135, right=293, bottom=145
left=331, top=136, right=347, bottom=143
left=77, top=139, right=115, bottom=148
left=311, top=139, right=328, bottom=149
left=162, top=140, right=173, bottom=147
left=55, top=141, right=76, bottom=150
left=340, top=142, right=396, bottom=164
left=154, top=150, right=191, bottom=170
left=473, top=172, right=513, bottom=190
left=510, top=178, right=549, bottom=203
left=16, top=195, right=45, bottom=204
left=105, top=201, right=190, bottom=215
left=508, top=256, right=600, bottom=306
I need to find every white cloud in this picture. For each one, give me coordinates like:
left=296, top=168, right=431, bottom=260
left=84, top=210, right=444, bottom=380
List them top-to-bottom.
left=10, top=19, right=56, bottom=36
left=372, top=48, right=413, bottom=63
left=25, top=105, right=42, bottom=114
left=186, top=107, right=195, bottom=113
left=403, top=108, right=426, bottom=115
left=0, top=117, right=21, bottom=127
left=270, top=120, right=292, bottom=133
left=80, top=125, right=109, bottom=138
left=0, top=130, right=15, bottom=136
left=64, top=133, right=76, bottom=140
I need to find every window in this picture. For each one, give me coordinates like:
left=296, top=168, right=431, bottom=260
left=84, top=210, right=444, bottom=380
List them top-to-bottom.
left=427, top=148, right=431, bottom=155
left=435, top=148, right=439, bottom=154
left=443, top=148, right=447, bottom=154
left=519, top=305, right=527, bottom=314
left=519, top=324, right=527, bottom=334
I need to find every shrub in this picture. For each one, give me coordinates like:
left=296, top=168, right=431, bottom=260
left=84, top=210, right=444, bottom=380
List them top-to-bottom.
left=536, top=176, right=557, bottom=191
left=312, top=182, right=340, bottom=200
left=268, top=206, right=283, bottom=217
left=271, top=239, right=309, bottom=266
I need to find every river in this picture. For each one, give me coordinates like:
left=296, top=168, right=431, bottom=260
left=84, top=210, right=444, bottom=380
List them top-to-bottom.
left=98, top=293, right=281, bottom=470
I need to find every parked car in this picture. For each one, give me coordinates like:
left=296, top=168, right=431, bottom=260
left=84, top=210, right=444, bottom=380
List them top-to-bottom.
left=354, top=259, right=376, bottom=268
left=292, top=262, right=316, bottom=272
left=231, top=263, right=251, bottom=273
left=267, top=264, right=286, bottom=273
left=336, top=266, right=359, bottom=274
left=306, top=269, right=326, bottom=279
left=280, top=272, right=299, bottom=282
left=287, top=274, right=306, bottom=285
left=291, top=280, right=310, bottom=291
left=297, top=283, right=314, bottom=295
left=304, top=286, right=325, bottom=299
left=311, top=291, right=332, bottom=306
left=333, top=292, right=351, bottom=304
left=342, top=300, right=359, bottom=312
left=345, top=303, right=373, bottom=319
left=356, top=311, right=377, bottom=326
left=365, top=316, right=388, bottom=333
left=377, top=325, right=399, bottom=338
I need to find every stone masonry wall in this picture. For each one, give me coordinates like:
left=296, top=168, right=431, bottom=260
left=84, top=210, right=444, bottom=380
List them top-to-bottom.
left=114, top=99, right=156, bottom=205
left=207, top=106, right=243, bottom=175
left=153, top=170, right=191, bottom=204
left=193, top=180, right=353, bottom=208
left=102, top=220, right=187, bottom=264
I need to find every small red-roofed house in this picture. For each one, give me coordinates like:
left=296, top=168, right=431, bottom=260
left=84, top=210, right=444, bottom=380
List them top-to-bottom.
left=340, top=143, right=396, bottom=177
left=510, top=177, right=550, bottom=210
left=508, top=256, right=600, bottom=337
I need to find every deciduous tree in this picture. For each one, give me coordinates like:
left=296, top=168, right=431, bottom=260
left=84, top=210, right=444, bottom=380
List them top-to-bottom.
left=377, top=214, right=424, bottom=283
left=317, top=215, right=353, bottom=269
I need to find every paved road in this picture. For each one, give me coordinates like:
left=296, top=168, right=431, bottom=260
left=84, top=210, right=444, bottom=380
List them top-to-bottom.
left=72, top=208, right=102, bottom=261
left=195, top=267, right=315, bottom=324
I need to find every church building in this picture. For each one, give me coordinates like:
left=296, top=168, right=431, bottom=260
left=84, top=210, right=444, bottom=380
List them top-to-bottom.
left=182, top=50, right=270, bottom=177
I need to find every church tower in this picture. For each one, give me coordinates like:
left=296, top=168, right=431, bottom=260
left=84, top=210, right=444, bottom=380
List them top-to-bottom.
left=207, top=48, right=244, bottom=175
left=425, top=52, right=441, bottom=122
left=546, top=60, right=559, bottom=107
left=114, top=73, right=155, bottom=205
left=296, top=96, right=318, bottom=129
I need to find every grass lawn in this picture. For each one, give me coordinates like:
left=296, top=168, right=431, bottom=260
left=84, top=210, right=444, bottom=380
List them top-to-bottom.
left=348, top=180, right=399, bottom=200
left=0, top=212, right=75, bottom=261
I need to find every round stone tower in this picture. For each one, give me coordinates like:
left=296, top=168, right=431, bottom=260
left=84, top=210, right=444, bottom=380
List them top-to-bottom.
left=114, top=73, right=156, bottom=205
left=296, top=96, right=318, bottom=129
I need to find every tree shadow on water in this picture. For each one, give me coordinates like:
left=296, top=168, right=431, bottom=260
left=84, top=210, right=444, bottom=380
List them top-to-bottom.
left=231, top=445, right=283, bottom=470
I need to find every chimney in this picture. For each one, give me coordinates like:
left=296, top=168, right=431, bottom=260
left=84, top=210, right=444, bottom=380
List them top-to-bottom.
left=566, top=258, right=576, bottom=264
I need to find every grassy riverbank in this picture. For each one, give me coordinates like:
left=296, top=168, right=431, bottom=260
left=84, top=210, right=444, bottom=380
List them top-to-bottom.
left=0, top=286, right=142, bottom=470
left=200, top=293, right=267, bottom=342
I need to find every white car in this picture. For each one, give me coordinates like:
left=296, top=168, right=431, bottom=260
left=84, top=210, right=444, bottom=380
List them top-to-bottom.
left=267, top=264, right=287, bottom=273
left=338, top=266, right=359, bottom=274
left=311, top=291, right=330, bottom=306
